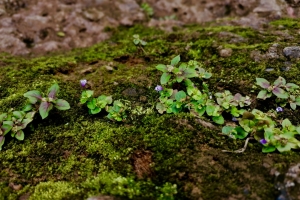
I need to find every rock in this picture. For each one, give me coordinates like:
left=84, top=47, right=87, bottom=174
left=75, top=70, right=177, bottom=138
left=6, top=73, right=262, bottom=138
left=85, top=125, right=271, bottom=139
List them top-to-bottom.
left=266, top=44, right=280, bottom=59
left=283, top=46, right=300, bottom=59
left=219, top=48, right=232, bottom=57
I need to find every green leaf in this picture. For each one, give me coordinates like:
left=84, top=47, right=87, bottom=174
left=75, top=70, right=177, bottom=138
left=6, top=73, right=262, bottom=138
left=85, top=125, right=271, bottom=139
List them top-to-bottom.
left=133, top=39, right=139, bottom=45
left=170, top=55, right=180, bottom=66
left=156, top=64, right=167, bottom=72
left=184, top=68, right=198, bottom=78
left=160, top=72, right=171, bottom=85
left=203, top=72, right=212, bottom=79
left=176, top=76, right=184, bottom=83
left=273, top=76, right=286, bottom=87
left=256, top=78, right=270, bottom=89
left=184, top=79, right=194, bottom=87
left=48, top=83, right=59, bottom=98
left=286, top=83, right=299, bottom=91
left=272, top=87, right=288, bottom=99
left=24, top=90, right=42, bottom=104
left=80, top=90, right=94, bottom=104
left=257, top=90, right=268, bottom=99
left=175, top=91, right=186, bottom=101
left=55, top=99, right=70, bottom=110
left=87, top=99, right=96, bottom=110
left=39, top=102, right=53, bottom=119
left=156, top=102, right=166, bottom=114
left=290, top=102, right=297, bottom=110
left=22, top=104, right=33, bottom=112
left=206, top=105, right=215, bottom=116
left=90, top=107, right=101, bottom=114
left=230, top=107, right=240, bottom=117
left=13, top=111, right=25, bottom=119
left=0, top=113, right=7, bottom=122
left=212, top=115, right=224, bottom=124
left=282, top=119, right=292, bottom=128
left=1, top=124, right=12, bottom=135
left=222, top=126, right=235, bottom=135
left=234, top=126, right=248, bottom=139
left=15, top=130, right=24, bottom=140
left=0, top=136, right=5, bottom=150
left=276, top=144, right=292, bottom=152
left=262, top=146, right=276, bottom=153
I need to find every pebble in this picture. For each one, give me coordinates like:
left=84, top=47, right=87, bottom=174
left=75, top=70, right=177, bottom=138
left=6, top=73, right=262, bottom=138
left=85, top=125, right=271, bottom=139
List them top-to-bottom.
left=283, top=46, right=300, bottom=59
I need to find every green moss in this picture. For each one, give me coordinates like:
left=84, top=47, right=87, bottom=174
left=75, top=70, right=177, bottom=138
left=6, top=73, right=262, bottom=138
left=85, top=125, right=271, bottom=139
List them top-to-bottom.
left=29, top=181, right=82, bottom=200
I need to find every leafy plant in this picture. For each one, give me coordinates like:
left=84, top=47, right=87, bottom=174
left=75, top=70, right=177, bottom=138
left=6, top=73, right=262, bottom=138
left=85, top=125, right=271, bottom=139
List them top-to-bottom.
left=140, top=3, right=154, bottom=19
left=133, top=34, right=147, bottom=54
left=155, top=55, right=249, bottom=125
left=256, top=76, right=300, bottom=110
left=0, top=83, right=70, bottom=150
left=24, top=83, right=70, bottom=119
left=85, top=94, right=112, bottom=114
left=106, top=100, right=128, bottom=122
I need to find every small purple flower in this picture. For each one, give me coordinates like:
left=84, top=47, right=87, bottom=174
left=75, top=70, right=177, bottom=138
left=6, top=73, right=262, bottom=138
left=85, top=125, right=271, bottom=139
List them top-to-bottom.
left=80, top=79, right=87, bottom=87
left=155, top=85, right=163, bottom=92
left=276, top=107, right=283, bottom=112
left=232, top=117, right=238, bottom=122
left=260, top=139, right=267, bottom=145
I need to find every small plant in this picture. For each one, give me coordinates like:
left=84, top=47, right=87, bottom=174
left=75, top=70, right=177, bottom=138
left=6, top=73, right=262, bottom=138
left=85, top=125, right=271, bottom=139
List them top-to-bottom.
left=141, top=3, right=154, bottom=19
left=133, top=34, right=147, bottom=54
left=155, top=55, right=250, bottom=125
left=256, top=76, right=300, bottom=110
left=80, top=81, right=129, bottom=121
left=0, top=83, right=70, bottom=150
left=24, top=83, right=70, bottom=119
left=80, top=90, right=112, bottom=114
left=107, top=100, right=129, bottom=122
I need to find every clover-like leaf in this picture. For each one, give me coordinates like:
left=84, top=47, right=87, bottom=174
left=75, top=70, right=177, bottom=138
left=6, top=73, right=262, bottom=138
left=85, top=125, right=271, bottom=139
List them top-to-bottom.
left=170, top=55, right=180, bottom=66
left=160, top=72, right=171, bottom=85
left=256, top=78, right=270, bottom=89
left=48, top=83, right=59, bottom=99
left=24, top=90, right=42, bottom=104
left=80, top=90, right=94, bottom=104
left=175, top=91, right=186, bottom=101
left=55, top=99, right=70, bottom=110
left=87, top=99, right=96, bottom=110
left=39, top=102, right=53, bottom=119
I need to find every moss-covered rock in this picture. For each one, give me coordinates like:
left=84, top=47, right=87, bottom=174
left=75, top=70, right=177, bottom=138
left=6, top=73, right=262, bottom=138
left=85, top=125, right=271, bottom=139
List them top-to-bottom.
left=1, top=18, right=300, bottom=199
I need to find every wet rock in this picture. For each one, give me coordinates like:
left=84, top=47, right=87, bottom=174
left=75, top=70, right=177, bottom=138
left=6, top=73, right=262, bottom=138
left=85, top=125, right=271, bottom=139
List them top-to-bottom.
left=283, top=46, right=300, bottom=59
left=219, top=48, right=232, bottom=57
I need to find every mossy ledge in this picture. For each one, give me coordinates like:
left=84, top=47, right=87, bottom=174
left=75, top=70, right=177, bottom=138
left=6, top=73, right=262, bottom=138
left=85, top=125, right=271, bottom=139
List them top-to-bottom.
left=1, top=19, right=300, bottom=200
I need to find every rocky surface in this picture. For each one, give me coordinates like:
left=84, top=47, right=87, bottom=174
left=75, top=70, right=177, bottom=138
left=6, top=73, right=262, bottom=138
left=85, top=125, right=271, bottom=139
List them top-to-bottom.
left=0, top=0, right=298, bottom=56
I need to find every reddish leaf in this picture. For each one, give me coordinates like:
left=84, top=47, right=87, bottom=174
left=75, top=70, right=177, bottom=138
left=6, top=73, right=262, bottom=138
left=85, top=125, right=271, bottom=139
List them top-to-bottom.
left=48, top=83, right=59, bottom=99
left=23, top=90, right=42, bottom=104
left=55, top=99, right=70, bottom=110
left=39, top=102, right=53, bottom=119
